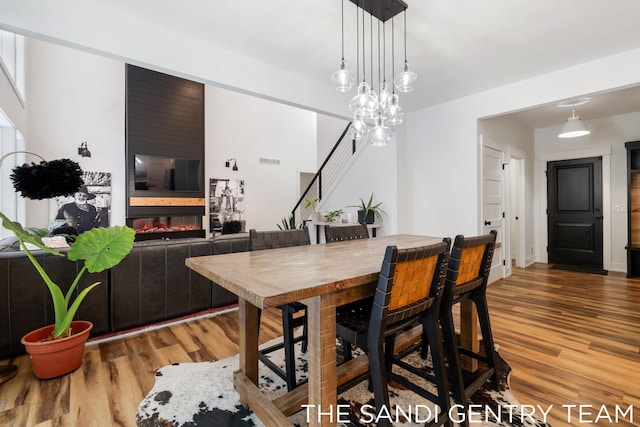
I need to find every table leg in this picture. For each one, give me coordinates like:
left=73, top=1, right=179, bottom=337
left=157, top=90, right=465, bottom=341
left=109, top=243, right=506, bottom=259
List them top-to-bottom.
left=305, top=294, right=338, bottom=427
left=238, top=298, right=260, bottom=404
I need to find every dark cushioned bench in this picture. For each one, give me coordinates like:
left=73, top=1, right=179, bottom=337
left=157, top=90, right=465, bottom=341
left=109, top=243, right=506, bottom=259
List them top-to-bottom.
left=0, top=233, right=249, bottom=359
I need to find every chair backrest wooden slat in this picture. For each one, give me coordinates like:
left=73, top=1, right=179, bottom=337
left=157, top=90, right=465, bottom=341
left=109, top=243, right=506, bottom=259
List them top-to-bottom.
left=324, top=224, right=369, bottom=243
left=249, top=228, right=311, bottom=251
left=445, top=230, right=497, bottom=297
left=370, top=239, right=451, bottom=332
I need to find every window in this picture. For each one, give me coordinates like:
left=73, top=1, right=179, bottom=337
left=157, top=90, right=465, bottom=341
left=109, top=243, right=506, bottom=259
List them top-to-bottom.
left=0, top=30, right=26, bottom=102
left=0, top=108, right=25, bottom=238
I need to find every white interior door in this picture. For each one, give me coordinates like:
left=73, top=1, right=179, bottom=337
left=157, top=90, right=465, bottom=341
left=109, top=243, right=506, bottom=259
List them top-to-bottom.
left=482, top=144, right=506, bottom=283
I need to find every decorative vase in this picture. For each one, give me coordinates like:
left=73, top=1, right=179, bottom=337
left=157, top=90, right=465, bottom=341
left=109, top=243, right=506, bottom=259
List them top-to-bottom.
left=311, top=211, right=322, bottom=222
left=21, top=320, right=93, bottom=379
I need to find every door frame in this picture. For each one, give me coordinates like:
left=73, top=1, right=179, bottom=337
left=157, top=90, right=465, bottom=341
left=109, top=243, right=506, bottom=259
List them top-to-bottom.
left=479, top=137, right=507, bottom=282
left=507, top=147, right=527, bottom=268
left=538, top=147, right=611, bottom=270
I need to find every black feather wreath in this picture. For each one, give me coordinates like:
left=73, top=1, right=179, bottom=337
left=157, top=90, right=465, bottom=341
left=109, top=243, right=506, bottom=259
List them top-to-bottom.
left=10, top=159, right=84, bottom=200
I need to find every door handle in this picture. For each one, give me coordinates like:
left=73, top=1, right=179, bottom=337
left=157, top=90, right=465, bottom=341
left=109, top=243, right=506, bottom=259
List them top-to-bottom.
left=595, top=215, right=603, bottom=220
left=484, top=220, right=491, bottom=226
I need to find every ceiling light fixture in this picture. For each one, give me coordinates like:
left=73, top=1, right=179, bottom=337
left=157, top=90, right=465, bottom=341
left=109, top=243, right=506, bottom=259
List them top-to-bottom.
left=334, top=0, right=413, bottom=147
left=558, top=110, right=591, bottom=138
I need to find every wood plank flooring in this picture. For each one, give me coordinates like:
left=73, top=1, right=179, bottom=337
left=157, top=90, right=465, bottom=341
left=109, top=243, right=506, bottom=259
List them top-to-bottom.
left=0, top=263, right=639, bottom=426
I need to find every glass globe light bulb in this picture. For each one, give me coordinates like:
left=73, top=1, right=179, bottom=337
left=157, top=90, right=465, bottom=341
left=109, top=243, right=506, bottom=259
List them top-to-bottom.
left=331, top=59, right=354, bottom=92
left=394, top=61, right=417, bottom=93
left=349, top=81, right=372, bottom=115
left=378, top=81, right=392, bottom=110
left=364, top=88, right=379, bottom=119
left=384, top=94, right=404, bottom=126
left=349, top=115, right=368, bottom=141
left=368, top=116, right=392, bottom=146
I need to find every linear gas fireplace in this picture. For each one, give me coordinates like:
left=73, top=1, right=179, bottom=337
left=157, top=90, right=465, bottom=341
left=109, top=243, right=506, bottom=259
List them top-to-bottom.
left=128, top=216, right=204, bottom=241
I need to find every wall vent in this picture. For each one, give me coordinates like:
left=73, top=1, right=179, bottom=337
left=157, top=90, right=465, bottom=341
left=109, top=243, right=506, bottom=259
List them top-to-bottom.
left=260, top=158, right=280, bottom=165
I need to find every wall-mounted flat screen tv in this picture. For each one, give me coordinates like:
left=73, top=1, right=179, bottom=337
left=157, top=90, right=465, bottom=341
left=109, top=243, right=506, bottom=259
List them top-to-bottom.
left=134, top=154, right=202, bottom=192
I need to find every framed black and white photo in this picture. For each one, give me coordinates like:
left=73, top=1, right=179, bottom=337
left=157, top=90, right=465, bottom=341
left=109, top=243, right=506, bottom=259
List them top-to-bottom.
left=209, top=178, right=245, bottom=233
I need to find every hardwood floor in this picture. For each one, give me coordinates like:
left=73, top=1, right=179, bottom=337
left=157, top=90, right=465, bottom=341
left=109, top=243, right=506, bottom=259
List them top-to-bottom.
left=0, top=263, right=638, bottom=426
left=489, top=264, right=640, bottom=427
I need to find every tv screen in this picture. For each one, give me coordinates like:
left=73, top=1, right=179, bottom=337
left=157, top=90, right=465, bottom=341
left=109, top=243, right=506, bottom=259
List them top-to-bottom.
left=134, top=154, right=201, bottom=192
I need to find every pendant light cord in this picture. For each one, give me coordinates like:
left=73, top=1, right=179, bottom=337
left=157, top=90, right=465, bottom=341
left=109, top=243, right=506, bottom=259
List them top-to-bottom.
left=340, top=0, right=345, bottom=61
left=355, top=0, right=360, bottom=82
left=391, top=0, right=396, bottom=93
left=362, top=3, right=366, bottom=82
left=403, top=9, right=408, bottom=63
left=370, top=11, right=373, bottom=90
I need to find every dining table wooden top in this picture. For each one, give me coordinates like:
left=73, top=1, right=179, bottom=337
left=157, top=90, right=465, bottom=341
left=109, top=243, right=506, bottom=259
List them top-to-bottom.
left=185, top=234, right=447, bottom=427
left=186, top=234, right=445, bottom=309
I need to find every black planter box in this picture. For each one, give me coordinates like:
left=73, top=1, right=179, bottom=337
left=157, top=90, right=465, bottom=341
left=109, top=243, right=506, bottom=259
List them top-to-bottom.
left=358, top=210, right=375, bottom=224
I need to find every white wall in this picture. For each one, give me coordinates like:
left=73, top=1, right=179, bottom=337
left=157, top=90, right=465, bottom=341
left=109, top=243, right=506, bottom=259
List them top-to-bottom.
left=17, top=39, right=334, bottom=234
left=25, top=39, right=126, bottom=228
left=404, top=48, right=640, bottom=263
left=205, top=85, right=318, bottom=232
left=534, top=111, right=640, bottom=272
left=317, top=114, right=349, bottom=166
left=319, top=136, right=398, bottom=237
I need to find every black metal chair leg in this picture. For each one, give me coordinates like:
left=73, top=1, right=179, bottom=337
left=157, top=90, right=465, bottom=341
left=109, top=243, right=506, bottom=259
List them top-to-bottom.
left=441, top=308, right=467, bottom=413
left=281, top=310, right=297, bottom=391
left=424, top=312, right=454, bottom=427
left=370, top=340, right=392, bottom=427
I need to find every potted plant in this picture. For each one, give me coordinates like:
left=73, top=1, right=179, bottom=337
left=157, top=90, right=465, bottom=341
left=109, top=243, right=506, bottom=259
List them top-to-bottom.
left=0, top=152, right=135, bottom=379
left=349, top=193, right=386, bottom=224
left=304, top=198, right=322, bottom=222
left=324, top=209, right=343, bottom=223
left=0, top=212, right=134, bottom=378
left=277, top=214, right=298, bottom=230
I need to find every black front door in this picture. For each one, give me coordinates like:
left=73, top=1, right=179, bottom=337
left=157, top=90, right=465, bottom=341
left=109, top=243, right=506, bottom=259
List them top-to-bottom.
left=547, top=157, right=603, bottom=267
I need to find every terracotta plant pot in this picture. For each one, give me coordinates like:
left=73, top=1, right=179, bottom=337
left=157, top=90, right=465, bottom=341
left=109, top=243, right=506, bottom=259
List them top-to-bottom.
left=21, top=320, right=93, bottom=379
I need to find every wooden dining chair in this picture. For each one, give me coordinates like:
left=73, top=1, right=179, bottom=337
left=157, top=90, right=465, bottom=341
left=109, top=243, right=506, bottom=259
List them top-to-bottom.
left=324, top=223, right=369, bottom=242
left=249, top=228, right=310, bottom=391
left=438, top=230, right=499, bottom=421
left=335, top=239, right=453, bottom=427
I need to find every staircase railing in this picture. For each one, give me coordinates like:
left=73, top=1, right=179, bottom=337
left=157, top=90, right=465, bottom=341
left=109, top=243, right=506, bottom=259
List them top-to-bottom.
left=291, top=122, right=353, bottom=226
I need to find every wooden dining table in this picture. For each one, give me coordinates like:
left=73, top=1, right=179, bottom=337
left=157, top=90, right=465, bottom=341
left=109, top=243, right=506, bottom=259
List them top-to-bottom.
left=186, top=234, right=458, bottom=426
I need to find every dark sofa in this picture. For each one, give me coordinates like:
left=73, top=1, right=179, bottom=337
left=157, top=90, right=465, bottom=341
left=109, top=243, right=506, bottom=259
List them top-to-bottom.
left=0, top=233, right=249, bottom=359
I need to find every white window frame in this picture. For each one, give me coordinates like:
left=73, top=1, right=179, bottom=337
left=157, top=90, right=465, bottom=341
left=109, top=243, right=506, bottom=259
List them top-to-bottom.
left=0, top=30, right=26, bottom=105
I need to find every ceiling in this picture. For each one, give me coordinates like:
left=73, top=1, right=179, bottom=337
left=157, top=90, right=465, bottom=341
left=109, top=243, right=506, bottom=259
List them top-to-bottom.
left=2, top=0, right=640, bottom=127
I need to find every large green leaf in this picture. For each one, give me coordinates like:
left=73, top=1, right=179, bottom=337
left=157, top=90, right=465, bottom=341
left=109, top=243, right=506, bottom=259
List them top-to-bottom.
left=0, top=211, right=63, bottom=257
left=67, top=226, right=135, bottom=273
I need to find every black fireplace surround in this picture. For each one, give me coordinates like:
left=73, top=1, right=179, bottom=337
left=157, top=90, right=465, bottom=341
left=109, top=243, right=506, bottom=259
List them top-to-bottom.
left=125, top=64, right=206, bottom=241
left=0, top=233, right=249, bottom=359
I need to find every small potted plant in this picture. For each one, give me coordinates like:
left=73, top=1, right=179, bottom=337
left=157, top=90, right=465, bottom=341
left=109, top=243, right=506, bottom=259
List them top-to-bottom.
left=0, top=153, right=135, bottom=379
left=349, top=193, right=386, bottom=224
left=304, top=198, right=322, bottom=222
left=324, top=209, right=344, bottom=223
left=277, top=214, right=298, bottom=230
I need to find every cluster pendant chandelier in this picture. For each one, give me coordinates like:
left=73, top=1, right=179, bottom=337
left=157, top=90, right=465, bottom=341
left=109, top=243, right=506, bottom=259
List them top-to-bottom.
left=331, top=0, right=415, bottom=146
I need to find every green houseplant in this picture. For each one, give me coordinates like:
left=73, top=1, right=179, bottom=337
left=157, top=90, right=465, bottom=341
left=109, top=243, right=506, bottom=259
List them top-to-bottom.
left=0, top=152, right=135, bottom=378
left=349, top=193, right=386, bottom=224
left=304, top=198, right=322, bottom=222
left=324, top=209, right=343, bottom=223
left=0, top=212, right=135, bottom=378
left=277, top=214, right=298, bottom=230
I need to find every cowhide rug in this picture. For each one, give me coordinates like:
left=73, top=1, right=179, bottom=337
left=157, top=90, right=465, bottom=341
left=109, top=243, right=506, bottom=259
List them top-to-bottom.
left=136, top=338, right=551, bottom=427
